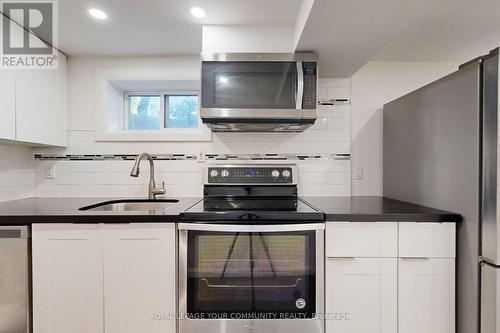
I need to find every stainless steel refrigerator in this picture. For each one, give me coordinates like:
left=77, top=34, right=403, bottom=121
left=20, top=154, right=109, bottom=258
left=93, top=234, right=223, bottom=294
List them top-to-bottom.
left=383, top=48, right=499, bottom=333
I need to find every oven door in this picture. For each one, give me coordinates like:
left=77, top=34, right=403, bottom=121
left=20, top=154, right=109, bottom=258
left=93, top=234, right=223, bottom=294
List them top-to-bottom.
left=178, top=223, right=324, bottom=333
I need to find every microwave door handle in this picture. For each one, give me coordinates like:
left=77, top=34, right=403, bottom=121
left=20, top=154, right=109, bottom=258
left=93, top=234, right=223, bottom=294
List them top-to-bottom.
left=296, top=61, right=304, bottom=109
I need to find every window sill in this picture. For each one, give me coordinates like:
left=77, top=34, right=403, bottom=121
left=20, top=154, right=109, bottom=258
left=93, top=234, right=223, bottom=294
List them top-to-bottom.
left=94, top=128, right=212, bottom=142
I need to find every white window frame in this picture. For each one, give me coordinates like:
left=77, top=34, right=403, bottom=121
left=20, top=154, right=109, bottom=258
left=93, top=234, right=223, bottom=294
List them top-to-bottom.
left=94, top=69, right=211, bottom=142
left=123, top=90, right=201, bottom=131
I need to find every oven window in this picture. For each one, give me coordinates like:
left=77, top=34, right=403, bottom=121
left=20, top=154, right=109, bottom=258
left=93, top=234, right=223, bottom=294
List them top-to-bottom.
left=202, top=62, right=297, bottom=109
left=187, top=230, right=316, bottom=318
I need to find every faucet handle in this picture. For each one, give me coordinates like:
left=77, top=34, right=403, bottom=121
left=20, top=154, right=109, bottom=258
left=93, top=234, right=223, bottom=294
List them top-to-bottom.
left=154, top=182, right=166, bottom=195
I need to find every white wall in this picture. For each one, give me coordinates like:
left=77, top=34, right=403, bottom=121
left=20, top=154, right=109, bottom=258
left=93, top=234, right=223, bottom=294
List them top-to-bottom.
left=202, top=25, right=294, bottom=53
left=32, top=56, right=351, bottom=198
left=350, top=61, right=460, bottom=196
left=0, top=143, right=33, bottom=202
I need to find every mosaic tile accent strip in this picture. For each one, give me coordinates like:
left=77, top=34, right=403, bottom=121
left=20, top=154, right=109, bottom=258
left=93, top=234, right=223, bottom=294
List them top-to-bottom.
left=34, top=153, right=351, bottom=161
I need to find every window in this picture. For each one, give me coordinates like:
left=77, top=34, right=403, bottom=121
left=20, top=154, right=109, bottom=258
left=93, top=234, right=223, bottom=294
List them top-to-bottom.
left=96, top=75, right=210, bottom=142
left=125, top=91, right=199, bottom=130
left=128, top=95, right=161, bottom=130
left=165, top=95, right=199, bottom=128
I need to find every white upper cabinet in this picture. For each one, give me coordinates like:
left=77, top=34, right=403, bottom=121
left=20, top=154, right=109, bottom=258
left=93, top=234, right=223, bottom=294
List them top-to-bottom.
left=1, top=17, right=67, bottom=147
left=15, top=51, right=67, bottom=146
left=0, top=70, right=16, bottom=140
left=326, top=222, right=398, bottom=258
left=103, top=224, right=176, bottom=333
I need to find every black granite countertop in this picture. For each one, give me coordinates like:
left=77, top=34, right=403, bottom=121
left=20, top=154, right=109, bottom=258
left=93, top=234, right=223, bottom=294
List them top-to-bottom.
left=0, top=196, right=460, bottom=225
left=303, top=196, right=461, bottom=222
left=0, top=197, right=200, bottom=224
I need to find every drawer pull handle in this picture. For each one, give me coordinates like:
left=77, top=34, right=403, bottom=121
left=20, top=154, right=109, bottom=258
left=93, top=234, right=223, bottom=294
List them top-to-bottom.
left=327, top=256, right=356, bottom=259
left=400, top=257, right=430, bottom=260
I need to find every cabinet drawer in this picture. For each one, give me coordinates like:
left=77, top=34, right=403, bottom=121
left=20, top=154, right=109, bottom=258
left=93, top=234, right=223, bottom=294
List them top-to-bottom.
left=326, top=222, right=397, bottom=258
left=399, top=222, right=456, bottom=258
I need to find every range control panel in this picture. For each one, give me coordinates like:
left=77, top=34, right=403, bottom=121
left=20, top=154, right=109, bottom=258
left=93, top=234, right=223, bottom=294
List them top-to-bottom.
left=206, top=166, right=296, bottom=184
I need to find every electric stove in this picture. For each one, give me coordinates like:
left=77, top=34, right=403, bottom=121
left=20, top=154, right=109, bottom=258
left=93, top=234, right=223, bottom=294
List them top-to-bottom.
left=180, top=164, right=324, bottom=222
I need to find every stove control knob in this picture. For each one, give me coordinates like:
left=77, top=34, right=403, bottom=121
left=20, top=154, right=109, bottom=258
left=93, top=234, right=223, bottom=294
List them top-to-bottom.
left=209, top=170, right=219, bottom=178
left=221, top=170, right=230, bottom=177
left=271, top=170, right=280, bottom=178
left=282, top=170, right=291, bottom=178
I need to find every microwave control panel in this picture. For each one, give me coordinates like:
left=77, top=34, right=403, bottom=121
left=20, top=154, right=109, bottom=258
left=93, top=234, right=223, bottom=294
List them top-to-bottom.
left=302, top=62, right=317, bottom=109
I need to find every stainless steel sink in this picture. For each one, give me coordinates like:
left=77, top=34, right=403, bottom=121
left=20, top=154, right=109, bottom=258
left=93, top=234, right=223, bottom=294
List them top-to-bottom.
left=79, top=199, right=180, bottom=212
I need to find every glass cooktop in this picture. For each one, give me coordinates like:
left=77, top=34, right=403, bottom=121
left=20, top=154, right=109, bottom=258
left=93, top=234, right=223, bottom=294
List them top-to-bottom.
left=181, top=197, right=324, bottom=222
left=186, top=197, right=319, bottom=213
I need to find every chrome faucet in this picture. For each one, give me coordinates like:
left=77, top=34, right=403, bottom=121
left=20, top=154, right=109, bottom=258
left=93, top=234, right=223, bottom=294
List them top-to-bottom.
left=130, top=153, right=166, bottom=200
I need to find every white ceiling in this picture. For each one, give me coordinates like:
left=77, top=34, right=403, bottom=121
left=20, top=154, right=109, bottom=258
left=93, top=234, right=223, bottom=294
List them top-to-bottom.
left=5, top=0, right=500, bottom=75
left=56, top=0, right=302, bottom=56
left=295, top=0, right=446, bottom=77
left=296, top=0, right=500, bottom=77
left=373, top=0, right=500, bottom=63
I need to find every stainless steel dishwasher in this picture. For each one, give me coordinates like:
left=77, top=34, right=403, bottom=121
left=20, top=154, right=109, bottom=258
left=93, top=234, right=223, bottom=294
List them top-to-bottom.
left=0, top=226, right=30, bottom=333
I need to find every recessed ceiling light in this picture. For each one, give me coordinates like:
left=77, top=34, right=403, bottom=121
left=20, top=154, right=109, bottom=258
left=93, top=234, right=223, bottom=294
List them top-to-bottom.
left=189, top=6, right=206, bottom=19
left=88, top=8, right=107, bottom=20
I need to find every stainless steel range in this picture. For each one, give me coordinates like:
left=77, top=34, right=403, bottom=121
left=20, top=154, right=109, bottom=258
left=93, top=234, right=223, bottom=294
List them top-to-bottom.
left=178, top=164, right=325, bottom=333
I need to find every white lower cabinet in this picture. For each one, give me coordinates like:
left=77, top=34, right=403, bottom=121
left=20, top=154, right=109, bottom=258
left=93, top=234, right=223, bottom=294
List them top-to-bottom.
left=325, top=221, right=456, bottom=333
left=32, top=223, right=176, bottom=333
left=32, top=224, right=104, bottom=333
left=103, top=224, right=176, bottom=333
left=326, top=257, right=397, bottom=333
left=398, top=258, right=455, bottom=333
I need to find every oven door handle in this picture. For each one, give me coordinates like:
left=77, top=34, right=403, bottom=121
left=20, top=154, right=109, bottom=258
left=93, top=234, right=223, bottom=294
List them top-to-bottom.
left=177, top=223, right=325, bottom=232
left=200, top=278, right=303, bottom=289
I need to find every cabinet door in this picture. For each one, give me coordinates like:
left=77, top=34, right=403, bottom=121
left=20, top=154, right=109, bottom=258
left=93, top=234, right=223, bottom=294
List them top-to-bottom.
left=15, top=51, right=67, bottom=146
left=0, top=70, right=16, bottom=140
left=32, top=224, right=103, bottom=333
left=103, top=224, right=176, bottom=333
left=326, top=257, right=397, bottom=333
left=398, top=258, right=455, bottom=333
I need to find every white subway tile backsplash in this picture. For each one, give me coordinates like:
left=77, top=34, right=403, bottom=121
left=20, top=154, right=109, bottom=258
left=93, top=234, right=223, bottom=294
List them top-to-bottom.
left=26, top=77, right=352, bottom=198
left=317, top=104, right=350, bottom=118
left=327, top=117, right=350, bottom=130
left=310, top=118, right=328, bottom=130
left=279, top=142, right=327, bottom=154
left=327, top=142, right=351, bottom=154
left=0, top=144, right=33, bottom=202
left=326, top=172, right=351, bottom=184
left=298, top=173, right=327, bottom=184
left=33, top=184, right=112, bottom=197
left=110, top=184, right=202, bottom=198
left=298, top=184, right=351, bottom=197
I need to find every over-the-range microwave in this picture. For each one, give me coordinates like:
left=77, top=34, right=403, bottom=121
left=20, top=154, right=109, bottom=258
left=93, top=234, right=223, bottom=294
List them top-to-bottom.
left=200, top=53, right=318, bottom=132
